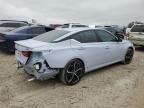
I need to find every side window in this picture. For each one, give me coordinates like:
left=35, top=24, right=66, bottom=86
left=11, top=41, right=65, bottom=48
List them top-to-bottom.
left=10, top=23, right=21, bottom=27
left=19, top=23, right=27, bottom=27
left=131, top=25, right=144, bottom=32
left=27, top=27, right=46, bottom=34
left=45, top=27, right=54, bottom=32
left=71, top=30, right=98, bottom=43
left=96, top=30, right=117, bottom=42
left=71, top=33, right=82, bottom=42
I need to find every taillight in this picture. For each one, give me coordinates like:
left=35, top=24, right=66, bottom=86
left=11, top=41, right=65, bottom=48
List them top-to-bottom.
left=22, top=51, right=31, bottom=57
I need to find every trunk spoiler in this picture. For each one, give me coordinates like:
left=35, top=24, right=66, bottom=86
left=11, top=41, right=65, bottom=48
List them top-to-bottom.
left=15, top=39, right=50, bottom=51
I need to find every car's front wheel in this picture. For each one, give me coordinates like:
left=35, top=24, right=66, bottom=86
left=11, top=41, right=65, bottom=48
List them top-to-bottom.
left=123, top=48, right=134, bottom=64
left=60, top=59, right=84, bottom=85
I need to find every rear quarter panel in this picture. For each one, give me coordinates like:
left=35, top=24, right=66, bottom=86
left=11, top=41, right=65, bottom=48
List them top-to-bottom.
left=42, top=40, right=87, bottom=69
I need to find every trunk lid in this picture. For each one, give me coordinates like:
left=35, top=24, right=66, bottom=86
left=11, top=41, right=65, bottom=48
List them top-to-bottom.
left=15, top=39, right=50, bottom=51
left=15, top=39, right=50, bottom=64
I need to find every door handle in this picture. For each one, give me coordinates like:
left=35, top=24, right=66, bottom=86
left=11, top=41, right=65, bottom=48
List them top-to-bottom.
left=105, top=46, right=110, bottom=49
left=77, top=47, right=85, bottom=50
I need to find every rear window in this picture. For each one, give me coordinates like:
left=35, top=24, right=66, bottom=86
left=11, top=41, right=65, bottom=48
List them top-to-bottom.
left=131, top=25, right=144, bottom=32
left=33, top=30, right=70, bottom=43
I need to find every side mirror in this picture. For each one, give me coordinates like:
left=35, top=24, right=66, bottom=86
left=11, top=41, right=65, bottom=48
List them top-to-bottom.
left=115, top=32, right=125, bottom=40
left=116, top=33, right=124, bottom=39
left=117, top=36, right=122, bottom=42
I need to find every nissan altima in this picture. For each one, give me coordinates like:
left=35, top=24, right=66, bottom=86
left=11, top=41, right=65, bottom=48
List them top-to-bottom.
left=15, top=28, right=134, bottom=85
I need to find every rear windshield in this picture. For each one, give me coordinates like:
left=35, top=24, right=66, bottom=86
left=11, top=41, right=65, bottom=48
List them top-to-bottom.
left=131, top=25, right=144, bottom=32
left=33, top=30, right=70, bottom=43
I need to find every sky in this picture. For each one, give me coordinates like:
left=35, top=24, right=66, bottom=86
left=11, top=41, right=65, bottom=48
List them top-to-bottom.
left=0, top=0, right=143, bottom=26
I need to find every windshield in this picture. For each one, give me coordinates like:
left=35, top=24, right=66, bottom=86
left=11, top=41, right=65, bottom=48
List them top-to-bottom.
left=131, top=25, right=144, bottom=32
left=33, top=30, right=70, bottom=43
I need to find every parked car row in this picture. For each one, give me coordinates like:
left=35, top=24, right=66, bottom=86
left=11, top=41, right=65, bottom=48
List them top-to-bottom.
left=1, top=19, right=143, bottom=85
left=0, top=20, right=30, bottom=32
left=0, top=21, right=127, bottom=52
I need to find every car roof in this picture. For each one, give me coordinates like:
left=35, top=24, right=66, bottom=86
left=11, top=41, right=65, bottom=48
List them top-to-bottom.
left=0, top=20, right=29, bottom=24
left=64, top=23, right=81, bottom=25
left=8, top=25, right=51, bottom=33
left=60, top=28, right=103, bottom=31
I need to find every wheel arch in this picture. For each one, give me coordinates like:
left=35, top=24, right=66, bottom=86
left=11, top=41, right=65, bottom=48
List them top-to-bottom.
left=124, top=46, right=134, bottom=58
left=128, top=46, right=134, bottom=51
left=64, top=57, right=87, bottom=72
left=74, top=58, right=85, bottom=71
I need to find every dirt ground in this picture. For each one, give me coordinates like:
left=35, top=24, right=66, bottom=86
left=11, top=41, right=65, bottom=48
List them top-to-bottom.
left=0, top=47, right=144, bottom=108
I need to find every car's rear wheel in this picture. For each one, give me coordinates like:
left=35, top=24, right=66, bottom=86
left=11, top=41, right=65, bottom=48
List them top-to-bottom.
left=123, top=48, right=134, bottom=64
left=60, top=59, right=84, bottom=85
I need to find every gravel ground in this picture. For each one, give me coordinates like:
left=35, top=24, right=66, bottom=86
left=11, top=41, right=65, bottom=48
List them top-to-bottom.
left=0, top=47, right=144, bottom=108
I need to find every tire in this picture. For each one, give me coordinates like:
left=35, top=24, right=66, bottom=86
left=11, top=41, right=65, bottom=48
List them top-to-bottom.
left=123, top=48, right=134, bottom=64
left=60, top=59, right=84, bottom=85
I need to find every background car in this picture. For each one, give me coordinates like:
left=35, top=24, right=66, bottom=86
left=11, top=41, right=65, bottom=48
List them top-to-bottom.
left=0, top=20, right=30, bottom=32
left=126, top=21, right=144, bottom=34
left=57, top=23, right=89, bottom=29
left=49, top=24, right=63, bottom=28
left=128, top=24, right=144, bottom=46
left=0, top=25, right=54, bottom=52
left=103, top=26, right=125, bottom=39
left=15, top=28, right=134, bottom=85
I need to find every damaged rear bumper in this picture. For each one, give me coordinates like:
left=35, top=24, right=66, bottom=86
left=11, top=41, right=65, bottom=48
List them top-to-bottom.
left=17, top=61, right=59, bottom=80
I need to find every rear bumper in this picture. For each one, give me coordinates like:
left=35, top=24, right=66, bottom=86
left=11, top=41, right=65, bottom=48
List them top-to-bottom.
left=16, top=51, right=59, bottom=80
left=18, top=61, right=59, bottom=80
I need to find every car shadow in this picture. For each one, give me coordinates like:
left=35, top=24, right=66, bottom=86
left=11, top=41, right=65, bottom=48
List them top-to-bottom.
left=135, top=46, right=144, bottom=52
left=0, top=50, right=15, bottom=55
left=20, top=62, right=122, bottom=88
left=84, top=62, right=121, bottom=77
left=20, top=71, right=63, bottom=87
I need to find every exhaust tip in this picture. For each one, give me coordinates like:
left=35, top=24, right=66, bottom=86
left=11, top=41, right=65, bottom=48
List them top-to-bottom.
left=27, top=77, right=36, bottom=82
